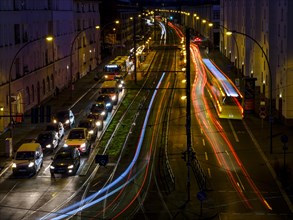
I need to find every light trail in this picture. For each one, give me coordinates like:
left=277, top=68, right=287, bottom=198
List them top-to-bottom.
left=157, top=21, right=167, bottom=45
left=168, top=23, right=272, bottom=211
left=202, top=58, right=241, bottom=98
left=40, top=73, right=166, bottom=220
left=113, top=82, right=170, bottom=219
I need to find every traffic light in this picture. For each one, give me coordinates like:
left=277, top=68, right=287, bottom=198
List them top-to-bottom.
left=95, top=154, right=109, bottom=166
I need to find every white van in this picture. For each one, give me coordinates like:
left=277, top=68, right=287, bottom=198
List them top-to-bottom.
left=12, top=143, right=43, bottom=175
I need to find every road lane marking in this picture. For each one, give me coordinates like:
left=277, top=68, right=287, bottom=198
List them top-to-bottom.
left=228, top=120, right=239, bottom=142
left=207, top=168, right=211, bottom=178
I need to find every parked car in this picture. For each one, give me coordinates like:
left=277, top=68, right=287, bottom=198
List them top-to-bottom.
left=96, top=94, right=113, bottom=112
left=90, top=102, right=108, bottom=120
left=52, top=109, right=75, bottom=129
left=78, top=119, right=99, bottom=141
left=45, top=122, right=65, bottom=141
left=64, top=128, right=91, bottom=154
left=36, top=131, right=59, bottom=152
left=12, top=143, right=43, bottom=176
left=50, top=146, right=80, bottom=176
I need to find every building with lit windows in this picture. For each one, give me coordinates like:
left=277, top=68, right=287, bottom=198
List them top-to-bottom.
left=0, top=0, right=101, bottom=132
left=220, top=0, right=293, bottom=125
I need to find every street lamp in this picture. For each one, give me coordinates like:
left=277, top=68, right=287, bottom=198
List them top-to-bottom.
left=97, top=20, right=119, bottom=58
left=70, top=25, right=100, bottom=99
left=221, top=25, right=273, bottom=153
left=220, top=26, right=240, bottom=76
left=185, top=27, right=192, bottom=201
left=230, top=30, right=273, bottom=154
left=46, top=35, right=56, bottom=93
left=8, top=36, right=54, bottom=156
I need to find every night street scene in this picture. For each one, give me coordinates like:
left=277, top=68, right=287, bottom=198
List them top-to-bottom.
left=0, top=0, right=293, bottom=219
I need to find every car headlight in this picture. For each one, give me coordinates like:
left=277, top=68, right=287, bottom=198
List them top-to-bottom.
left=105, top=75, right=108, bottom=79
left=119, top=84, right=123, bottom=88
left=111, top=95, right=117, bottom=101
left=106, top=103, right=111, bottom=107
left=101, top=111, right=105, bottom=116
left=53, top=119, right=57, bottom=123
left=65, top=119, right=70, bottom=124
left=96, top=121, right=101, bottom=127
left=89, top=130, right=94, bottom=134
left=46, top=144, right=52, bottom=148
left=63, top=144, right=68, bottom=147
left=28, top=162, right=35, bottom=168
left=12, top=163, right=17, bottom=168
left=50, top=165, right=55, bottom=169
left=68, top=165, right=74, bottom=169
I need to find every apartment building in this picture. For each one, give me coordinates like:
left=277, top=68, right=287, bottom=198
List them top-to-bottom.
left=0, top=0, right=101, bottom=132
left=221, top=0, right=293, bottom=125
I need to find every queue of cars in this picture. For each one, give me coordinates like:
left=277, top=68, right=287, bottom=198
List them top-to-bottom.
left=12, top=61, right=125, bottom=177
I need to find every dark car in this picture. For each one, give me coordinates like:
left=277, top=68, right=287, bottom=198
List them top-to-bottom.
left=114, top=75, right=125, bottom=92
left=96, top=94, right=113, bottom=112
left=90, top=103, right=108, bottom=120
left=52, top=109, right=75, bottom=129
left=87, top=113, right=104, bottom=129
left=78, top=119, right=100, bottom=141
left=45, top=122, right=65, bottom=141
left=36, top=131, right=59, bottom=152
left=50, top=147, right=80, bottom=176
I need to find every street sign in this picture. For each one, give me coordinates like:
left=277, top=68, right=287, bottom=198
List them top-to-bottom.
left=95, top=154, right=109, bottom=166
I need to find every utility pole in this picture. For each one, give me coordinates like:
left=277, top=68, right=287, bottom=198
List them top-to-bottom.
left=186, top=27, right=191, bottom=201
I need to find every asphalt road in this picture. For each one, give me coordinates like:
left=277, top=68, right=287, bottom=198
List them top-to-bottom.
left=0, top=22, right=292, bottom=220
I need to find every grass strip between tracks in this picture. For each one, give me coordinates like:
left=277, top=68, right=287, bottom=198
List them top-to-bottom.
left=98, top=80, right=145, bottom=157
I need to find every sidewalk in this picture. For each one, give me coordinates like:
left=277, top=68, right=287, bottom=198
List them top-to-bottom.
left=205, top=48, right=293, bottom=206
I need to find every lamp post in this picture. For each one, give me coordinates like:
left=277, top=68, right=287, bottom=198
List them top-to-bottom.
left=195, top=16, right=200, bottom=35
left=96, top=20, right=119, bottom=59
left=70, top=25, right=100, bottom=100
left=218, top=25, right=240, bottom=76
left=218, top=25, right=273, bottom=153
left=220, top=25, right=273, bottom=153
left=185, top=27, right=191, bottom=201
left=229, top=30, right=273, bottom=154
left=226, top=31, right=240, bottom=75
left=8, top=36, right=53, bottom=156
left=46, top=36, right=55, bottom=91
